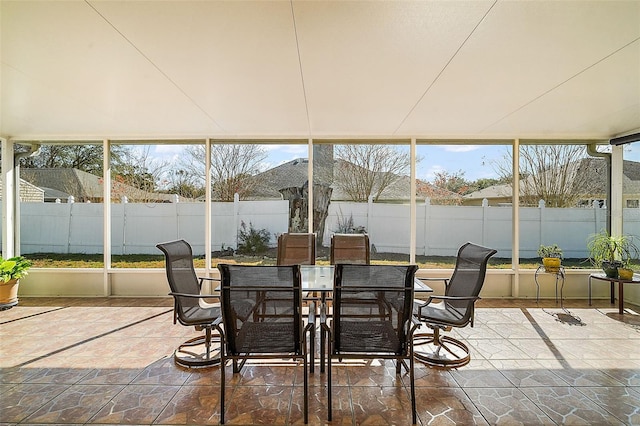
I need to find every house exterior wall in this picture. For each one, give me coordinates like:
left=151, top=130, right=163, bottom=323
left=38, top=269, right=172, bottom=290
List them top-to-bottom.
left=0, top=179, right=44, bottom=202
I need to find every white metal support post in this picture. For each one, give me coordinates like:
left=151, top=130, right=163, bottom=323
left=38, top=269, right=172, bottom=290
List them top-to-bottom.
left=1, top=138, right=16, bottom=258
left=410, top=138, right=416, bottom=264
left=103, top=139, right=112, bottom=296
left=205, top=139, right=212, bottom=279
left=307, top=139, right=314, bottom=233
left=512, top=139, right=520, bottom=297
left=611, top=144, right=624, bottom=237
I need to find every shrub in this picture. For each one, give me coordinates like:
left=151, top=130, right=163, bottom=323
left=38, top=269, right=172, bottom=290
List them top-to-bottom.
left=334, top=211, right=367, bottom=234
left=237, top=221, right=271, bottom=255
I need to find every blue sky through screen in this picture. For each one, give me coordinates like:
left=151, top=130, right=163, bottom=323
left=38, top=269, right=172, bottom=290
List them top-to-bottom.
left=150, top=141, right=640, bottom=187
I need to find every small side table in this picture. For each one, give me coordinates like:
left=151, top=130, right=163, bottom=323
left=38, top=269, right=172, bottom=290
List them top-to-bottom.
left=534, top=265, right=566, bottom=306
left=588, top=272, right=640, bottom=314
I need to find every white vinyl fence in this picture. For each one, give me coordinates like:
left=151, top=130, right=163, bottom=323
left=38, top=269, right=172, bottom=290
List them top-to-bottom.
left=4, top=199, right=640, bottom=258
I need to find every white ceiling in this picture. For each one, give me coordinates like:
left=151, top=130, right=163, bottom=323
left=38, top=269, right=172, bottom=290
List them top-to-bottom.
left=1, top=0, right=639, bottom=141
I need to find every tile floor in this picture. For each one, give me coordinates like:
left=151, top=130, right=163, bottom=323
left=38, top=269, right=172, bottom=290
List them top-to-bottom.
left=1, top=297, right=639, bottom=425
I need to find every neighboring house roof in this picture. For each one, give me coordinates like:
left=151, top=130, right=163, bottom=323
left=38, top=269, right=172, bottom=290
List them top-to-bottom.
left=250, top=158, right=459, bottom=201
left=252, top=158, right=310, bottom=199
left=464, top=158, right=640, bottom=205
left=20, top=168, right=178, bottom=203
left=0, top=178, right=45, bottom=202
left=464, top=184, right=513, bottom=200
left=40, top=186, right=72, bottom=202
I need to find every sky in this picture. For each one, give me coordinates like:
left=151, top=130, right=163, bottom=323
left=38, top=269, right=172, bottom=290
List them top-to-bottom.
left=150, top=142, right=640, bottom=186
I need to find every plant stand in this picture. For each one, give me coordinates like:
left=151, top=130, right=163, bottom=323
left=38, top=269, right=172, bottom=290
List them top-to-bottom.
left=534, top=265, right=565, bottom=306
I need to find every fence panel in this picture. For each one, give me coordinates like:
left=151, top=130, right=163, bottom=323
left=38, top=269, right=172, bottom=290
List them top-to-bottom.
left=6, top=200, right=638, bottom=259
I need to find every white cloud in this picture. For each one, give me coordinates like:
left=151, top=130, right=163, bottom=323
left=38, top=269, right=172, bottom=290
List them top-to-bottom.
left=264, top=144, right=307, bottom=155
left=154, top=145, right=186, bottom=154
left=444, top=145, right=480, bottom=153
left=420, top=165, right=445, bottom=181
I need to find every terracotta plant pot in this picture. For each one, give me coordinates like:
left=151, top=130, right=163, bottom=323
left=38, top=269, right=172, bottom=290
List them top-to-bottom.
left=542, top=257, right=561, bottom=273
left=0, top=279, right=20, bottom=309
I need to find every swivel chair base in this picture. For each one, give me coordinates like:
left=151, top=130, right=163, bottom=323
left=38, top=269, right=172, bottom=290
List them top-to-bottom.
left=413, top=328, right=471, bottom=368
left=174, top=332, right=222, bottom=368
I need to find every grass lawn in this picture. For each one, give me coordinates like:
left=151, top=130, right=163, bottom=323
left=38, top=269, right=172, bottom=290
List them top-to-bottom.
left=25, top=252, right=593, bottom=270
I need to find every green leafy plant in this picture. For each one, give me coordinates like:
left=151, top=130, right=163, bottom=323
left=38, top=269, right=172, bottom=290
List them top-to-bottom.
left=237, top=221, right=271, bottom=255
left=587, top=230, right=639, bottom=277
left=537, top=244, right=563, bottom=259
left=0, top=256, right=32, bottom=283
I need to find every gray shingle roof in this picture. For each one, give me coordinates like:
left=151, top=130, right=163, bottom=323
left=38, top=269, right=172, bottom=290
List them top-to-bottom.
left=250, top=158, right=456, bottom=201
left=20, top=168, right=177, bottom=202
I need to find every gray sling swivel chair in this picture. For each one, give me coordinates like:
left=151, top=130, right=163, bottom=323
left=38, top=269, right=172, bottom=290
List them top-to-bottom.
left=157, top=239, right=221, bottom=368
left=413, top=242, right=497, bottom=368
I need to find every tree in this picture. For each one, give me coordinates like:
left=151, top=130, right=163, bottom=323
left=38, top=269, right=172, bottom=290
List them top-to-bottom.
left=18, top=144, right=128, bottom=175
left=181, top=144, right=267, bottom=201
left=493, top=144, right=589, bottom=207
left=333, top=145, right=410, bottom=202
left=109, top=146, right=171, bottom=202
left=162, top=170, right=205, bottom=199
left=432, top=170, right=470, bottom=195
left=474, top=177, right=507, bottom=192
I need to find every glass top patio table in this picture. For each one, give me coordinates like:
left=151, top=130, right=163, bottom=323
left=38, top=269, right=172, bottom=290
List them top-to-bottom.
left=300, top=265, right=433, bottom=294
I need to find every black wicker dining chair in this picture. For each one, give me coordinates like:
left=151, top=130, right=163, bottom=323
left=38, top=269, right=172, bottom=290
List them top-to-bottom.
left=156, top=239, right=221, bottom=368
left=413, top=242, right=497, bottom=368
left=215, top=264, right=313, bottom=424
left=322, top=264, right=420, bottom=424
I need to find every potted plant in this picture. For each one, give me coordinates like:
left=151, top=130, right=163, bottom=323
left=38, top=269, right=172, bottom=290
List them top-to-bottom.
left=587, top=230, right=639, bottom=278
left=538, top=244, right=563, bottom=273
left=0, top=256, right=32, bottom=310
left=618, top=262, right=635, bottom=280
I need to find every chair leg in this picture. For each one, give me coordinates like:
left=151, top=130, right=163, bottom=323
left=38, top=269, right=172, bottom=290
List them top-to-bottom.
left=308, top=302, right=315, bottom=374
left=320, top=325, right=325, bottom=373
left=205, top=327, right=211, bottom=359
left=327, top=342, right=332, bottom=421
left=409, top=347, right=417, bottom=424
left=303, top=354, right=309, bottom=424
left=220, top=355, right=226, bottom=424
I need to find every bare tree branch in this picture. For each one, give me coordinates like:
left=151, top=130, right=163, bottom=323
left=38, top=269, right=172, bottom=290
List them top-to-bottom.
left=334, top=145, right=410, bottom=202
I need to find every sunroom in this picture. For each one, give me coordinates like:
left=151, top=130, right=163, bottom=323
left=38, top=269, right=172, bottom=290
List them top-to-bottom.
left=2, top=1, right=639, bottom=306
left=2, top=2, right=640, bottom=425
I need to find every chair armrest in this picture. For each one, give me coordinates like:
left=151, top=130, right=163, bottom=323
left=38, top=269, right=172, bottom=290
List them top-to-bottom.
left=418, top=277, right=450, bottom=285
left=169, top=292, right=220, bottom=300
left=417, top=295, right=479, bottom=316
left=429, top=295, right=479, bottom=301
left=409, top=316, right=422, bottom=335
left=411, top=316, right=422, bottom=327
left=213, top=317, right=225, bottom=340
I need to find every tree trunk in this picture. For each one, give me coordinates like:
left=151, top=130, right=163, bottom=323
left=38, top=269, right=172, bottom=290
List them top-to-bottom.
left=280, top=182, right=333, bottom=244
left=313, top=184, right=332, bottom=244
left=279, top=185, right=308, bottom=233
